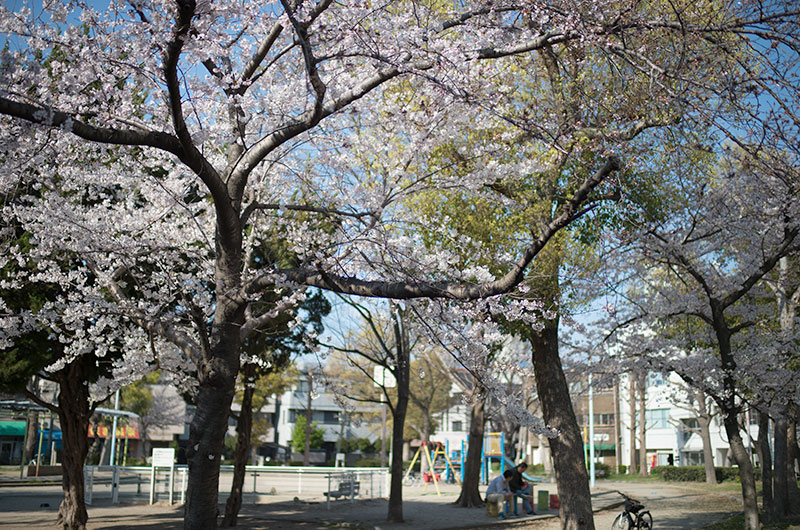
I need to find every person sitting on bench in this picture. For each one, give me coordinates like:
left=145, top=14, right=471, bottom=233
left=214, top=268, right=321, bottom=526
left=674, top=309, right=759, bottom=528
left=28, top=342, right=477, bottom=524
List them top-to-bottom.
left=510, top=462, right=536, bottom=515
left=486, top=469, right=514, bottom=519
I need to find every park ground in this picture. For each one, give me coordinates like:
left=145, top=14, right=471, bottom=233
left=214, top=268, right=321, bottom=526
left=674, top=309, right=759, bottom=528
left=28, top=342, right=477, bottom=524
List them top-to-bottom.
left=2, top=471, right=786, bottom=529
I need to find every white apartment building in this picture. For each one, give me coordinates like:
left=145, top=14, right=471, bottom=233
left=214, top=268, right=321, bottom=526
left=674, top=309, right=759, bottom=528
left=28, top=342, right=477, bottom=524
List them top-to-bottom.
left=617, top=371, right=760, bottom=470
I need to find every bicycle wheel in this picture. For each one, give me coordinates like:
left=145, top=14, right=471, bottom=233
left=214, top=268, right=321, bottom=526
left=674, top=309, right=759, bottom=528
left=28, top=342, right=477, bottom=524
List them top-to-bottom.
left=637, top=511, right=653, bottom=529
left=612, top=513, right=632, bottom=530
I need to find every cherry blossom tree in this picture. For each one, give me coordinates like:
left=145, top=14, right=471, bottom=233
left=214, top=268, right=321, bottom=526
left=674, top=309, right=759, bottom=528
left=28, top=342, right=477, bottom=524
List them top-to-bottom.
left=1, top=1, right=798, bottom=529
left=607, top=152, right=800, bottom=529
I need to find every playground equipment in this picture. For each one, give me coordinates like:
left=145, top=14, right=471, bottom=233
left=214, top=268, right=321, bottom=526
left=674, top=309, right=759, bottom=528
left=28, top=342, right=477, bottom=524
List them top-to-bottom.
left=458, top=432, right=541, bottom=484
left=402, top=441, right=462, bottom=495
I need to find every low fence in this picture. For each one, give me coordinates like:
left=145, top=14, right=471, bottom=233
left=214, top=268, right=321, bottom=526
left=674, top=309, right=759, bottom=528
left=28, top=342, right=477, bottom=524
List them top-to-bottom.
left=82, top=465, right=390, bottom=509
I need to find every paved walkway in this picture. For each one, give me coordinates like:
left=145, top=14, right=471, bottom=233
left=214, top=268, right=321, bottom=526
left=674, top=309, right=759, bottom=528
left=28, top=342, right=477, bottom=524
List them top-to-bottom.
left=0, top=479, right=743, bottom=529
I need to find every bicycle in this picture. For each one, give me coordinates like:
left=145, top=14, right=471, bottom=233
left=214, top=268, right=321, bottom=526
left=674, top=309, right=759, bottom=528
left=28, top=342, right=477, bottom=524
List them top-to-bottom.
left=402, top=471, right=421, bottom=487
left=611, top=492, right=653, bottom=529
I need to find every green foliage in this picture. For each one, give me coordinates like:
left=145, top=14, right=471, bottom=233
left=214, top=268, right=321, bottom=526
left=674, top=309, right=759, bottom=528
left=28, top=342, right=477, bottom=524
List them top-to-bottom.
left=290, top=415, right=325, bottom=453
left=340, top=437, right=378, bottom=454
left=352, top=457, right=384, bottom=467
left=650, top=465, right=741, bottom=482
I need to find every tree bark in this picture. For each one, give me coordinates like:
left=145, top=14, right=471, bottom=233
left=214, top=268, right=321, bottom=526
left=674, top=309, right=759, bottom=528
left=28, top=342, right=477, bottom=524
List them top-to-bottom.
left=387, top=306, right=410, bottom=523
left=184, top=308, right=242, bottom=530
left=530, top=318, right=594, bottom=529
left=55, top=362, right=92, bottom=530
left=222, top=364, right=256, bottom=527
left=304, top=370, right=312, bottom=466
left=637, top=373, right=648, bottom=477
left=628, top=377, right=637, bottom=475
left=455, top=386, right=486, bottom=507
left=695, top=389, right=716, bottom=484
left=786, top=406, right=800, bottom=515
left=758, top=411, right=773, bottom=520
left=723, top=412, right=761, bottom=529
left=772, top=414, right=787, bottom=519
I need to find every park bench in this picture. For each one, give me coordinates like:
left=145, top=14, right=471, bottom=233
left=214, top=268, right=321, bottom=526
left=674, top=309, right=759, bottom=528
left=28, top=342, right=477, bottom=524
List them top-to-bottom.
left=324, top=479, right=360, bottom=500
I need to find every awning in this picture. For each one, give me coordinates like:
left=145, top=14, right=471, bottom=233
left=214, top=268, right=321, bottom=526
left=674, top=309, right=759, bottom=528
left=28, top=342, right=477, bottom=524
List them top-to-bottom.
left=0, top=421, right=27, bottom=437
left=585, top=444, right=615, bottom=450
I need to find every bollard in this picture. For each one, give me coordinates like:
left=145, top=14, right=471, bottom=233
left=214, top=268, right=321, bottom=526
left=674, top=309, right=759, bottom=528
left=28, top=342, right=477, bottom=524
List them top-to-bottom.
left=537, top=490, right=549, bottom=511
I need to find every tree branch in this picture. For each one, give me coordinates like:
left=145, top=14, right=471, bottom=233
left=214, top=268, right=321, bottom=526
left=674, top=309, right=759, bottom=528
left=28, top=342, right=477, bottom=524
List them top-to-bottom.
left=250, top=156, right=620, bottom=299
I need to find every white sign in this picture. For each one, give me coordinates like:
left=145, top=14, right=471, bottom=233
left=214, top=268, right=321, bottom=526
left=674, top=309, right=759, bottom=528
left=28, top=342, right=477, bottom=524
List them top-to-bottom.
left=373, top=366, right=396, bottom=388
left=593, top=433, right=609, bottom=441
left=150, top=448, right=176, bottom=505
left=152, top=448, right=175, bottom=467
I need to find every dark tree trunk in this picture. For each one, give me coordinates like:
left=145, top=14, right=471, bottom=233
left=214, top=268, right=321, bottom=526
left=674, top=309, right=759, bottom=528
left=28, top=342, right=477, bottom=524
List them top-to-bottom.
left=387, top=306, right=410, bottom=523
left=184, top=316, right=242, bottom=530
left=530, top=318, right=594, bottom=530
left=55, top=362, right=92, bottom=530
left=222, top=364, right=256, bottom=527
left=628, top=377, right=637, bottom=476
left=455, top=387, right=486, bottom=507
left=786, top=407, right=800, bottom=515
left=24, top=411, right=39, bottom=463
left=758, top=411, right=773, bottom=519
left=723, top=412, right=760, bottom=529
left=773, top=415, right=787, bottom=519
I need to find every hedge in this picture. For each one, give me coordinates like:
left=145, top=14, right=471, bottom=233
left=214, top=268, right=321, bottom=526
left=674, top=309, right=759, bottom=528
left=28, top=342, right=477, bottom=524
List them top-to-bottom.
left=650, top=465, right=742, bottom=482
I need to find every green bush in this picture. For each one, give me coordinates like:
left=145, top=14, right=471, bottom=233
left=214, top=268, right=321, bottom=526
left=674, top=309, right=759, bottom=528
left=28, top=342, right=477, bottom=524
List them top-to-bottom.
left=353, top=457, right=383, bottom=467
left=592, top=463, right=610, bottom=477
left=528, top=464, right=546, bottom=475
left=650, top=465, right=741, bottom=482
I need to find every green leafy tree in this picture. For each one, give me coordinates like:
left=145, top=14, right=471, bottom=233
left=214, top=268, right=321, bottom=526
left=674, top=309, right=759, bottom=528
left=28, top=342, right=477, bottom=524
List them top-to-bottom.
left=290, top=415, right=325, bottom=453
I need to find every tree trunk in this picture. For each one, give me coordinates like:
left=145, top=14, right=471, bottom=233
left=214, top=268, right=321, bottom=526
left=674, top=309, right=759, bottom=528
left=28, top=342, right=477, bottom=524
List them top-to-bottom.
left=387, top=306, right=410, bottom=523
left=184, top=313, right=242, bottom=530
left=530, top=318, right=594, bottom=529
left=55, top=362, right=92, bottom=530
left=222, top=364, right=256, bottom=527
left=304, top=370, right=312, bottom=466
left=637, top=373, right=648, bottom=477
left=628, top=377, right=637, bottom=475
left=455, top=387, right=486, bottom=507
left=695, top=389, right=716, bottom=484
left=786, top=406, right=800, bottom=515
left=25, top=411, right=39, bottom=464
left=758, top=411, right=773, bottom=520
left=723, top=412, right=761, bottom=529
left=420, top=414, right=431, bottom=475
left=772, top=414, right=787, bottom=519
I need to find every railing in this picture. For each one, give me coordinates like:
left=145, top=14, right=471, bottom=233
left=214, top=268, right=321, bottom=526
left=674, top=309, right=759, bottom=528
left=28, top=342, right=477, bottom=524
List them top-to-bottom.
left=82, top=465, right=389, bottom=508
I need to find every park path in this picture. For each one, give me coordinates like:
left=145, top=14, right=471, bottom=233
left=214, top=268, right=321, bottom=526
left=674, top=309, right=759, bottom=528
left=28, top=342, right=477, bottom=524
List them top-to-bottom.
left=0, top=478, right=743, bottom=529
left=517, top=481, right=742, bottom=530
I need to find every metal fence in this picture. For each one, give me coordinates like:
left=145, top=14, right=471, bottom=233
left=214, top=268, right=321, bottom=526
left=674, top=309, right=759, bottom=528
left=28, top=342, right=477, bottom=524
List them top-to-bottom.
left=83, top=465, right=389, bottom=509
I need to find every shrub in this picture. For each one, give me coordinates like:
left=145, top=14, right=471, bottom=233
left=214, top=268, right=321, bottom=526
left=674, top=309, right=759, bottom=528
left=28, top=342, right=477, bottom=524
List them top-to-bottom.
left=353, top=457, right=383, bottom=467
left=593, top=463, right=610, bottom=477
left=528, top=464, right=546, bottom=475
left=650, top=465, right=741, bottom=482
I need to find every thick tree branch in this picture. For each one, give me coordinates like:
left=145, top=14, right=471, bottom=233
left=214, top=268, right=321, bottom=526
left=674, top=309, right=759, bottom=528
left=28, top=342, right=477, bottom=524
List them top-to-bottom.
left=249, top=156, right=620, bottom=299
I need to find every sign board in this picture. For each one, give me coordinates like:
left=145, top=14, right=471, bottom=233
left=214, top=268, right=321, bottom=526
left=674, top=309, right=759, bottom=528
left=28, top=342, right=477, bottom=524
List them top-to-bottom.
left=373, top=366, right=396, bottom=388
left=89, top=424, right=140, bottom=439
left=593, top=433, right=609, bottom=441
left=150, top=448, right=176, bottom=505
left=151, top=448, right=175, bottom=468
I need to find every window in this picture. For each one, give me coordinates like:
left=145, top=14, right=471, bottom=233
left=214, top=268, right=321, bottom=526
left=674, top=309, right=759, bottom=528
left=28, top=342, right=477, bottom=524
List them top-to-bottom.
left=648, top=372, right=665, bottom=387
left=645, top=409, right=670, bottom=430
left=596, top=413, right=615, bottom=425
left=452, top=421, right=463, bottom=432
